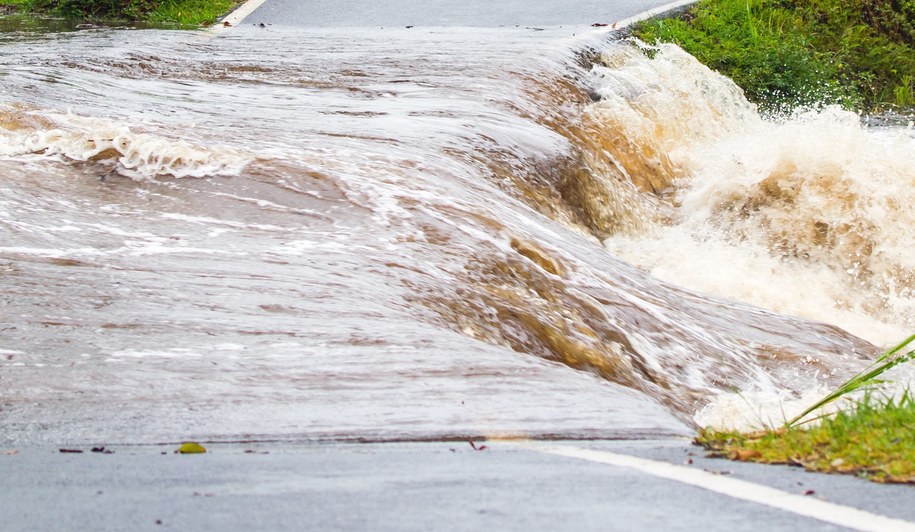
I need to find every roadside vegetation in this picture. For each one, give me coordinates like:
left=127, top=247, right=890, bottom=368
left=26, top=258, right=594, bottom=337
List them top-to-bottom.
left=0, top=0, right=241, bottom=26
left=634, top=0, right=915, bottom=113
left=698, top=335, right=915, bottom=484
left=697, top=393, right=915, bottom=483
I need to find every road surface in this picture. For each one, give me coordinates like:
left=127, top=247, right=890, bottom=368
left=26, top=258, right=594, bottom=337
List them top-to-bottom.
left=240, top=0, right=689, bottom=27
left=3, top=440, right=915, bottom=531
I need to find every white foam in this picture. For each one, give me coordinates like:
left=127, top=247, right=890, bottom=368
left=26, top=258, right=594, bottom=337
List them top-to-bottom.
left=588, top=42, right=915, bottom=428
left=593, top=43, right=915, bottom=346
left=0, top=108, right=251, bottom=179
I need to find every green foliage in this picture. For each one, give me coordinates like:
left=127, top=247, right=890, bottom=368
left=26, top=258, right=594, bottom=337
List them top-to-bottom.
left=3, top=0, right=237, bottom=24
left=28, top=0, right=157, bottom=20
left=635, top=0, right=915, bottom=113
left=697, top=391, right=915, bottom=483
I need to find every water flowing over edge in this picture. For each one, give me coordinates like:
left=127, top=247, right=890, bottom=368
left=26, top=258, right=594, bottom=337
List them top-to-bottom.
left=0, top=26, right=910, bottom=441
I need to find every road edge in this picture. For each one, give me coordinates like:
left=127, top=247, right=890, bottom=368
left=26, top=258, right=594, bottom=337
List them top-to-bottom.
left=208, top=0, right=267, bottom=32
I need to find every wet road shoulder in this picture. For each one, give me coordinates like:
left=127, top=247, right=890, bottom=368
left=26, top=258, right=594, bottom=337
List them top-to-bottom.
left=3, top=440, right=913, bottom=531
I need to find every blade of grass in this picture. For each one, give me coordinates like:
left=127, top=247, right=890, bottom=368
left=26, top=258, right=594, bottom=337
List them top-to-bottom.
left=785, top=334, right=915, bottom=427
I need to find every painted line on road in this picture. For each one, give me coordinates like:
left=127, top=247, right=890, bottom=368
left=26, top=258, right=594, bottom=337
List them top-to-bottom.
left=207, top=0, right=267, bottom=33
left=611, top=0, right=697, bottom=30
left=539, top=445, right=915, bottom=532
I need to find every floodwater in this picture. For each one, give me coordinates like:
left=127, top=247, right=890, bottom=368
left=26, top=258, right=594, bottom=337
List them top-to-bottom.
left=0, top=20, right=912, bottom=445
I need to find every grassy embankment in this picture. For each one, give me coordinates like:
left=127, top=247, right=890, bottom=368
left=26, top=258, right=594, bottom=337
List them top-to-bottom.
left=0, top=0, right=241, bottom=26
left=634, top=0, right=915, bottom=113
left=636, top=1, right=915, bottom=482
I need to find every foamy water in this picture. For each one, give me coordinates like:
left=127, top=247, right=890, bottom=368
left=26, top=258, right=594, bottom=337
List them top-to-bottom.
left=0, top=24, right=906, bottom=443
left=597, top=45, right=915, bottom=346
left=0, top=110, right=251, bottom=178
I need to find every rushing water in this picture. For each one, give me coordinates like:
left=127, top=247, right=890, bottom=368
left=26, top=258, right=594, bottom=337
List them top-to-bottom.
left=1, top=22, right=911, bottom=444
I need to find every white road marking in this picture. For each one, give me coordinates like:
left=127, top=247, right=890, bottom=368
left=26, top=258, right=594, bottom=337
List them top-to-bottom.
left=207, top=0, right=267, bottom=33
left=612, top=0, right=698, bottom=30
left=538, top=445, right=915, bottom=532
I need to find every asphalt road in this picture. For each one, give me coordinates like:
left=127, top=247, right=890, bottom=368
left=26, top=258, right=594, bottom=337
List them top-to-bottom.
left=242, top=0, right=685, bottom=27
left=5, top=2, right=914, bottom=530
left=3, top=440, right=915, bottom=532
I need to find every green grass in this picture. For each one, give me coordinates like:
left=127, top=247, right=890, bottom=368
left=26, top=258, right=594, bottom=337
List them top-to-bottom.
left=0, top=0, right=241, bottom=25
left=0, top=0, right=30, bottom=13
left=148, top=0, right=239, bottom=26
left=634, top=0, right=915, bottom=113
left=784, top=334, right=915, bottom=427
left=697, top=335, right=915, bottom=484
left=697, top=392, right=915, bottom=483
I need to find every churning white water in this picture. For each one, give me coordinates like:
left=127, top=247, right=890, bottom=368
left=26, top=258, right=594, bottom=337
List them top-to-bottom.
left=597, top=43, right=915, bottom=346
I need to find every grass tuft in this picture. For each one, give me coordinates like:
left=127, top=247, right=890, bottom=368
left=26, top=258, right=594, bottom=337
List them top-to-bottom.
left=785, top=334, right=915, bottom=427
left=698, top=335, right=915, bottom=484
left=697, top=391, right=915, bottom=483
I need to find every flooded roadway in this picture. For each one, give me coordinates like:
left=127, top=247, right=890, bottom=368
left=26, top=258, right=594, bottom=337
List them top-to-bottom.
left=2, top=2, right=911, bottom=445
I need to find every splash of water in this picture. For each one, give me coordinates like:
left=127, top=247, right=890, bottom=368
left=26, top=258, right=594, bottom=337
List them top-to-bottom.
left=572, top=42, right=915, bottom=428
left=587, top=43, right=915, bottom=346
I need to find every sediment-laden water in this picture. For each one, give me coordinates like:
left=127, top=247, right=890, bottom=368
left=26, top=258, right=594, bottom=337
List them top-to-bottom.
left=1, top=23, right=911, bottom=444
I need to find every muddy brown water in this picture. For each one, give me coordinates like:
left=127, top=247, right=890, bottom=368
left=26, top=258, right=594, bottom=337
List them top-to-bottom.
left=2, top=23, right=911, bottom=444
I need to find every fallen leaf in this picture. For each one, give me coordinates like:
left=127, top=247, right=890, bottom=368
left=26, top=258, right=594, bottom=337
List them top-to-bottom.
left=177, top=442, right=207, bottom=454
left=59, top=449, right=83, bottom=454
left=729, top=449, right=761, bottom=461
left=3, top=450, right=18, bottom=455
left=804, top=490, right=816, bottom=496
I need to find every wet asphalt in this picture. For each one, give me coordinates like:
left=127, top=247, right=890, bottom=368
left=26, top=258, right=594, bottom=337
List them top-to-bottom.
left=241, top=0, right=682, bottom=28
left=3, top=440, right=914, bottom=532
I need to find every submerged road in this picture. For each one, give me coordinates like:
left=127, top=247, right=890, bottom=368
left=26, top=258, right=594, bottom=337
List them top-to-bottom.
left=210, top=2, right=915, bottom=531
